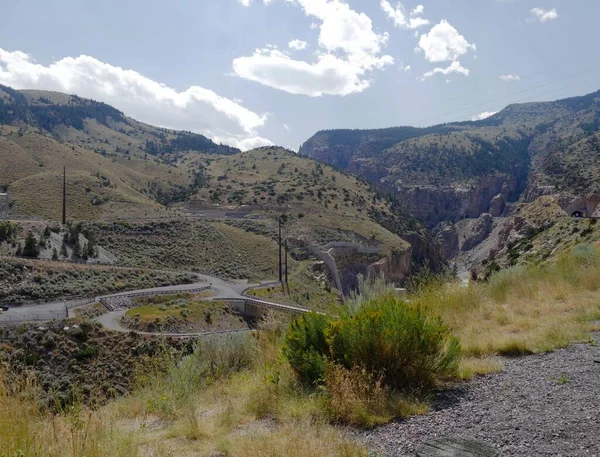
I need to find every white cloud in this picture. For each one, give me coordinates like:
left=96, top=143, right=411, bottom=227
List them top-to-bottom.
left=233, top=0, right=393, bottom=96
left=239, top=0, right=251, bottom=5
left=380, top=1, right=429, bottom=29
left=529, top=8, right=558, bottom=22
left=418, top=20, right=476, bottom=63
left=288, top=39, right=308, bottom=50
left=0, top=48, right=269, bottom=150
left=233, top=48, right=384, bottom=96
left=421, top=61, right=470, bottom=79
left=500, top=74, right=520, bottom=82
left=472, top=111, right=498, bottom=121
left=283, top=123, right=291, bottom=131
left=214, top=135, right=273, bottom=150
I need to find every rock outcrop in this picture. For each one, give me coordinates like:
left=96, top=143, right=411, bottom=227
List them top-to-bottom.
left=391, top=175, right=520, bottom=228
left=432, top=222, right=459, bottom=261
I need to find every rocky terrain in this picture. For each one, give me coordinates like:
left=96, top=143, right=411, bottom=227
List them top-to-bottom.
left=362, top=335, right=600, bottom=456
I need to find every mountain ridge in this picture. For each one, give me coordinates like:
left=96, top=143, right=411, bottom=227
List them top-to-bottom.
left=300, top=89, right=600, bottom=227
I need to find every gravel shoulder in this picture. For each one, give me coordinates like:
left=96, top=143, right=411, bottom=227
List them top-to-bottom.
left=362, top=335, right=600, bottom=457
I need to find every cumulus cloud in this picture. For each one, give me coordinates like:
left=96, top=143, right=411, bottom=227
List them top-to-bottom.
left=233, top=0, right=393, bottom=96
left=239, top=0, right=251, bottom=5
left=380, top=1, right=429, bottom=29
left=529, top=8, right=558, bottom=22
left=417, top=20, right=476, bottom=63
left=288, top=39, right=308, bottom=50
left=0, top=48, right=270, bottom=150
left=421, top=61, right=469, bottom=79
left=500, top=74, right=520, bottom=81
left=472, top=111, right=498, bottom=121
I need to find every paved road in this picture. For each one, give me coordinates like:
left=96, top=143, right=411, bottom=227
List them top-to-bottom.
left=0, top=273, right=305, bottom=334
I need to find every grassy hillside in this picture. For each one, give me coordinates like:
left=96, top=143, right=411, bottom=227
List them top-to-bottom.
left=0, top=84, right=243, bottom=219
left=185, top=146, right=413, bottom=255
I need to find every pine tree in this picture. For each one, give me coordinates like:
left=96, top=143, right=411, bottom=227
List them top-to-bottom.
left=23, top=232, right=40, bottom=258
left=73, top=239, right=82, bottom=259
left=60, top=242, right=68, bottom=258
left=52, top=248, right=59, bottom=261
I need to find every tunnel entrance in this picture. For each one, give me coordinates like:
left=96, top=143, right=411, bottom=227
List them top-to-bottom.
left=572, top=211, right=584, bottom=218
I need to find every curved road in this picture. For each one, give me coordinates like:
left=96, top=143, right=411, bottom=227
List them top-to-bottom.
left=0, top=273, right=307, bottom=336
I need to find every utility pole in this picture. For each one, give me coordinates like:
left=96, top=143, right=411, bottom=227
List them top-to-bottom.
left=62, top=166, right=67, bottom=226
left=278, top=217, right=283, bottom=284
left=284, top=239, right=289, bottom=294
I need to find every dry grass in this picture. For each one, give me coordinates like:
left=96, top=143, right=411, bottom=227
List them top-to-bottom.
left=413, top=244, right=600, bottom=358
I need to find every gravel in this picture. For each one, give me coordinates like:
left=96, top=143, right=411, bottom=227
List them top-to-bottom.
left=362, top=336, right=600, bottom=457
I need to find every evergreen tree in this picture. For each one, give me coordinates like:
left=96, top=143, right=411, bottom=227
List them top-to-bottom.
left=23, top=232, right=40, bottom=258
left=73, top=239, right=82, bottom=259
left=60, top=242, right=68, bottom=258
left=15, top=243, right=22, bottom=256
left=52, top=248, right=59, bottom=261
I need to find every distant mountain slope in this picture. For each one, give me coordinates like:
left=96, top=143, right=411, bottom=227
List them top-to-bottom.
left=0, top=84, right=243, bottom=219
left=0, top=84, right=239, bottom=159
left=300, top=90, right=600, bottom=227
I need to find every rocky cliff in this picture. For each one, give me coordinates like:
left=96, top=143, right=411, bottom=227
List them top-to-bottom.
left=300, top=90, right=600, bottom=230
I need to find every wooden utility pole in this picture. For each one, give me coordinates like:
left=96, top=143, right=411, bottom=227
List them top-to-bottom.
left=62, top=166, right=67, bottom=225
left=278, top=217, right=283, bottom=283
left=284, top=239, right=289, bottom=292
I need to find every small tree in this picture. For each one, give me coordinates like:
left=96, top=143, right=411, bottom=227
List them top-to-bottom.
left=23, top=232, right=40, bottom=258
left=73, top=239, right=82, bottom=259
left=60, top=242, right=68, bottom=258
left=52, top=248, right=59, bottom=261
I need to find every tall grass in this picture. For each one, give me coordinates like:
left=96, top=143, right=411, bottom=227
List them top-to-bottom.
left=413, top=243, right=600, bottom=358
left=0, top=371, right=134, bottom=457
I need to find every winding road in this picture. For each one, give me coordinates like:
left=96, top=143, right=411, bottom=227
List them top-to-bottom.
left=0, top=273, right=308, bottom=334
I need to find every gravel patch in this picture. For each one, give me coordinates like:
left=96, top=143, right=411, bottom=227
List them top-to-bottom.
left=362, top=336, right=600, bottom=457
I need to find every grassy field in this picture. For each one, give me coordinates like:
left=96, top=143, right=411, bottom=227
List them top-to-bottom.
left=414, top=243, right=600, bottom=377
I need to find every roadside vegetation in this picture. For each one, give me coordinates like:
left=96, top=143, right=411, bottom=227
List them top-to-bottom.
left=87, top=220, right=280, bottom=281
left=2, top=242, right=600, bottom=456
left=413, top=243, right=600, bottom=377
left=0, top=256, right=195, bottom=303
left=121, top=293, right=251, bottom=334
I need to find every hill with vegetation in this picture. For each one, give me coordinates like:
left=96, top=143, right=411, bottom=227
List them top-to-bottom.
left=0, top=84, right=239, bottom=220
left=300, top=90, right=600, bottom=227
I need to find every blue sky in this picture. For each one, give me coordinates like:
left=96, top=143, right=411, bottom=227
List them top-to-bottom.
left=1, top=0, right=599, bottom=150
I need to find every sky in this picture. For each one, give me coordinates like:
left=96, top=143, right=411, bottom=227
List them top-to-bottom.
left=1, top=0, right=599, bottom=151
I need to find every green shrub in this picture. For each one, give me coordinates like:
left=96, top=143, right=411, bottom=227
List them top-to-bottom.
left=284, top=296, right=461, bottom=392
left=328, top=296, right=460, bottom=391
left=283, top=313, right=330, bottom=386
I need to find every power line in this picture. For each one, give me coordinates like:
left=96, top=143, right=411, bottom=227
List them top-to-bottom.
left=410, top=66, right=600, bottom=126
left=460, top=75, right=600, bottom=123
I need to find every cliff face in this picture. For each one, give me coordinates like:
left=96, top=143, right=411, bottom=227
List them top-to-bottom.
left=300, top=90, right=600, bottom=231
left=393, top=175, right=519, bottom=228
left=335, top=248, right=412, bottom=295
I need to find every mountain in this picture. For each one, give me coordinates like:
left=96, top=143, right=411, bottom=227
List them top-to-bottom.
left=0, top=84, right=241, bottom=220
left=0, top=84, right=239, bottom=158
left=0, top=85, right=439, bottom=293
left=300, top=90, right=600, bottom=228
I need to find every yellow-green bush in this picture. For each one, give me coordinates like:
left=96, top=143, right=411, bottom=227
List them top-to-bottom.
left=283, top=295, right=461, bottom=392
